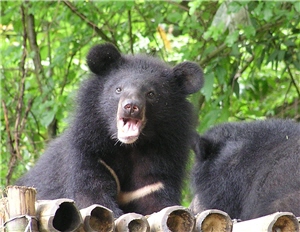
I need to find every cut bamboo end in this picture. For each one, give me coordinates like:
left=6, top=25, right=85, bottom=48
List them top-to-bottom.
left=3, top=186, right=38, bottom=231
left=6, top=186, right=37, bottom=217
left=36, top=198, right=82, bottom=232
left=80, top=204, right=114, bottom=232
left=147, top=206, right=195, bottom=232
left=194, top=209, right=233, bottom=232
left=232, top=212, right=299, bottom=232
left=115, top=213, right=150, bottom=232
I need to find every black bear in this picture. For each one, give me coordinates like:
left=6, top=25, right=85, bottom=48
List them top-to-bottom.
left=17, top=43, right=204, bottom=217
left=190, top=119, right=300, bottom=220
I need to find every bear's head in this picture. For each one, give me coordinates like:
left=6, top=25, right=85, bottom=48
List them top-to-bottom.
left=86, top=43, right=204, bottom=144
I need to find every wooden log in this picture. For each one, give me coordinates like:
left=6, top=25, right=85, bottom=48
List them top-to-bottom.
left=3, top=186, right=38, bottom=231
left=36, top=198, right=83, bottom=232
left=79, top=204, right=114, bottom=232
left=147, top=206, right=194, bottom=232
left=193, top=209, right=232, bottom=232
left=232, top=212, right=299, bottom=232
left=115, top=213, right=150, bottom=232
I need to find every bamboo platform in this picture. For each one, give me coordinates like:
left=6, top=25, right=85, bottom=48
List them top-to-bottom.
left=1, top=186, right=299, bottom=232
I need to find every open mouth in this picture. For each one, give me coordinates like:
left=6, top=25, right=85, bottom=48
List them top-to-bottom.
left=117, top=117, right=143, bottom=144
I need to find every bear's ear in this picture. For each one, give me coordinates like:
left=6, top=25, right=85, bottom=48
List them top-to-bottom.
left=86, top=43, right=122, bottom=75
left=172, top=62, right=204, bottom=94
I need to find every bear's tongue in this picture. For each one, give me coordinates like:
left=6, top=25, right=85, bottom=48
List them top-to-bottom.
left=117, top=118, right=142, bottom=143
left=122, top=119, right=140, bottom=136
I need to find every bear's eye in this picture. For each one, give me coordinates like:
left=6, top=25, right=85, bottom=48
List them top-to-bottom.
left=116, top=87, right=122, bottom=93
left=147, top=91, right=155, bottom=99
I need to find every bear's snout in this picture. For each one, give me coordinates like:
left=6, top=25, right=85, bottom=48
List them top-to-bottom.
left=116, top=97, right=146, bottom=144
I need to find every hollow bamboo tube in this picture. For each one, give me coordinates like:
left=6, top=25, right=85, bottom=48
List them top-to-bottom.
left=4, top=186, right=38, bottom=232
left=36, top=198, right=82, bottom=232
left=79, top=204, right=114, bottom=232
left=147, top=206, right=195, bottom=232
left=194, top=209, right=232, bottom=232
left=232, top=212, right=299, bottom=232
left=115, top=213, right=150, bottom=232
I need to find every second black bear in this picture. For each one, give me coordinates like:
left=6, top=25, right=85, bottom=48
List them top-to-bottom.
left=17, top=43, right=204, bottom=216
left=190, top=119, right=300, bottom=220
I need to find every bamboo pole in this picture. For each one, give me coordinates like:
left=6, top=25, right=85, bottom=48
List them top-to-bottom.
left=3, top=186, right=38, bottom=231
left=0, top=197, right=7, bottom=229
left=36, top=198, right=82, bottom=232
left=79, top=204, right=114, bottom=232
left=147, top=206, right=195, bottom=232
left=193, top=209, right=232, bottom=232
left=232, top=212, right=299, bottom=232
left=115, top=213, right=150, bottom=232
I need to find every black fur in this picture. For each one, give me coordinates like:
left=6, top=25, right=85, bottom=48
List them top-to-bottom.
left=17, top=43, right=203, bottom=217
left=190, top=119, right=300, bottom=220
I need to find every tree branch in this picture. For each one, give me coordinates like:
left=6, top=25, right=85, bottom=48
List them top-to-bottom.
left=63, top=0, right=114, bottom=45
left=5, top=4, right=37, bottom=185
left=14, top=4, right=29, bottom=161
left=25, top=4, right=44, bottom=93
left=128, top=10, right=134, bottom=54
left=199, top=43, right=227, bottom=66
left=234, top=55, right=254, bottom=80
left=286, top=64, right=300, bottom=98
left=20, top=98, right=35, bottom=134
left=2, top=99, right=17, bottom=186
left=2, top=100, right=15, bottom=162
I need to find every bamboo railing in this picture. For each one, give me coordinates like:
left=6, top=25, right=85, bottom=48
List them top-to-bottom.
left=1, top=186, right=299, bottom=232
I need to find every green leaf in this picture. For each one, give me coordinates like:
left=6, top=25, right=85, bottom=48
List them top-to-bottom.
left=188, top=0, right=202, bottom=16
left=227, top=1, right=243, bottom=13
left=294, top=2, right=300, bottom=13
left=263, top=8, right=273, bottom=21
left=244, top=25, right=256, bottom=38
left=226, top=30, right=239, bottom=47
left=266, top=50, right=278, bottom=64
left=277, top=50, right=285, bottom=61
left=293, top=61, right=300, bottom=70
left=215, top=65, right=227, bottom=84
left=202, top=72, right=214, bottom=100
left=233, top=79, right=240, bottom=98
left=218, top=105, right=230, bottom=122
left=199, top=109, right=221, bottom=132
left=40, top=110, right=56, bottom=128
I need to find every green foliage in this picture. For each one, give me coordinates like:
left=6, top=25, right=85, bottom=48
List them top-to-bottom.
left=1, top=1, right=299, bottom=207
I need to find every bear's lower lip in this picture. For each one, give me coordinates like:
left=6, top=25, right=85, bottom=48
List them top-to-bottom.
left=117, top=117, right=143, bottom=144
left=118, top=135, right=139, bottom=144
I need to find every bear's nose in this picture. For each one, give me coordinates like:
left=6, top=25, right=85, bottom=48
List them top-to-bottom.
left=123, top=102, right=140, bottom=117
